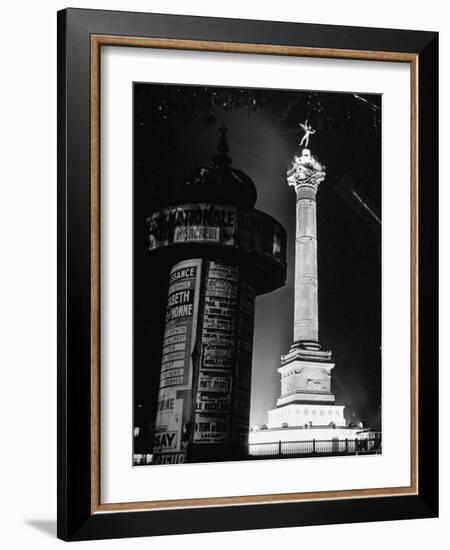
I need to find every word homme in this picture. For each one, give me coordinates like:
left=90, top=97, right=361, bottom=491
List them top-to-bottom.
left=166, top=290, right=193, bottom=321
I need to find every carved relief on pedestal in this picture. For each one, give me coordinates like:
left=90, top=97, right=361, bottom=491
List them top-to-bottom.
left=279, top=361, right=333, bottom=398
left=307, top=380, right=323, bottom=392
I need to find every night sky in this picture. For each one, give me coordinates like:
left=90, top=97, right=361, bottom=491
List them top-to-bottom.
left=133, top=83, right=381, bottom=438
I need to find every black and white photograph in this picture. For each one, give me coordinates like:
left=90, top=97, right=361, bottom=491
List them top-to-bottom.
left=0, top=0, right=443, bottom=546
left=132, top=83, right=382, bottom=466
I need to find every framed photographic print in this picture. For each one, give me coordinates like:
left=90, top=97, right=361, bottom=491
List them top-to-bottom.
left=57, top=8, right=438, bottom=541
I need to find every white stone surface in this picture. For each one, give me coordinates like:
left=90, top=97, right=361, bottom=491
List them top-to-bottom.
left=287, top=149, right=326, bottom=344
left=277, top=359, right=335, bottom=403
left=267, top=403, right=346, bottom=428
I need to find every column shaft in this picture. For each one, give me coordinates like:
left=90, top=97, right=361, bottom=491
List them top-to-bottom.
left=294, top=187, right=319, bottom=343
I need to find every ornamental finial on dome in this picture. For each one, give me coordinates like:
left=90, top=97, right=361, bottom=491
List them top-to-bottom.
left=183, top=125, right=257, bottom=208
left=214, top=125, right=232, bottom=167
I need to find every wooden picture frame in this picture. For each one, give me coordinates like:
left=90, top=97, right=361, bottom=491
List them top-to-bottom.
left=57, top=8, right=438, bottom=541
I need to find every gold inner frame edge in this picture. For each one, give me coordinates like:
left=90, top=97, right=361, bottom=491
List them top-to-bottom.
left=89, top=34, right=419, bottom=514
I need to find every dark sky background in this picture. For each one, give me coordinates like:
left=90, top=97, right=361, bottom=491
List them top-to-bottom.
left=133, top=83, right=381, bottom=435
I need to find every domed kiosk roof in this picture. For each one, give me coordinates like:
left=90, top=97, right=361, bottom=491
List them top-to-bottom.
left=183, top=126, right=257, bottom=208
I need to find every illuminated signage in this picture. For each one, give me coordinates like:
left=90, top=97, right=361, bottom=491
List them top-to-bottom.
left=147, top=203, right=286, bottom=266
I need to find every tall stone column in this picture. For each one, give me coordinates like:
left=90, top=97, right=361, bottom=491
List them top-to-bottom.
left=258, top=142, right=352, bottom=432
left=268, top=146, right=342, bottom=420
left=288, top=149, right=325, bottom=349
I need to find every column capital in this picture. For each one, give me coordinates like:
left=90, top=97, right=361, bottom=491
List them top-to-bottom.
left=287, top=148, right=326, bottom=193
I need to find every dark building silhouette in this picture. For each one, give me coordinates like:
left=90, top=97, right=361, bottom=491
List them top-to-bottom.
left=147, top=127, right=287, bottom=464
